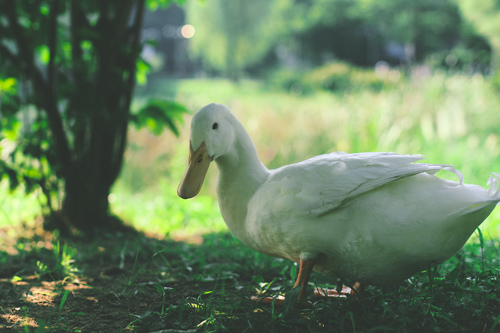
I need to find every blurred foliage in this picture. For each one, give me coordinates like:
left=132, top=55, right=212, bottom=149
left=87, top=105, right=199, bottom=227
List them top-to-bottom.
left=0, top=0, right=187, bottom=232
left=147, top=0, right=187, bottom=10
left=186, top=0, right=493, bottom=75
left=187, top=0, right=284, bottom=79
left=298, top=0, right=491, bottom=68
left=455, top=0, right=500, bottom=70
left=427, top=43, right=492, bottom=73
left=266, top=61, right=399, bottom=94
left=304, top=61, right=399, bottom=92
left=265, top=68, right=310, bottom=95
left=131, top=99, right=189, bottom=136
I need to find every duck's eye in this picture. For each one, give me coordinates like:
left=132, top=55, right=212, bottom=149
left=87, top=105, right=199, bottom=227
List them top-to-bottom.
left=212, top=122, right=218, bottom=130
left=197, top=156, right=203, bottom=165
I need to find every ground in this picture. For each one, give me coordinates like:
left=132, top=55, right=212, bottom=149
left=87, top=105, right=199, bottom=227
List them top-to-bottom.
left=1, top=219, right=500, bottom=332
left=0, top=220, right=212, bottom=332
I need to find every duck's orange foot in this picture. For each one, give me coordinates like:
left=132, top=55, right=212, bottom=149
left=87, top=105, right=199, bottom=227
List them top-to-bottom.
left=251, top=295, right=313, bottom=308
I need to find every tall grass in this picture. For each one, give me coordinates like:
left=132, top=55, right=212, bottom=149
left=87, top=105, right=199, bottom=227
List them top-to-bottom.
left=113, top=73, right=500, bottom=237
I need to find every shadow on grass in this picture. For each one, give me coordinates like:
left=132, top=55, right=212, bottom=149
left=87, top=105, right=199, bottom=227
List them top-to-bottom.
left=1, top=220, right=500, bottom=332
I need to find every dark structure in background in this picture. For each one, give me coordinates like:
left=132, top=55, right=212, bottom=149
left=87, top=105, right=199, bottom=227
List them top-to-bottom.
left=142, top=4, right=195, bottom=76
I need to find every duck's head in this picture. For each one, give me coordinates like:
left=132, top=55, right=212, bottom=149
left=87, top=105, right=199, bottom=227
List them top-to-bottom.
left=177, top=103, right=236, bottom=199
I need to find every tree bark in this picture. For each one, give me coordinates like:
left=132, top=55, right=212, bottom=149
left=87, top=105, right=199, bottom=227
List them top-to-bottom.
left=44, top=1, right=144, bottom=233
left=62, top=176, right=112, bottom=230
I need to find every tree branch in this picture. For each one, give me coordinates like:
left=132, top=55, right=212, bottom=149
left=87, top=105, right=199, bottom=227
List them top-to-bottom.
left=38, top=0, right=73, bottom=177
left=47, top=0, right=58, bottom=97
left=69, top=0, right=87, bottom=158
left=70, top=0, right=89, bottom=74
left=108, top=0, right=145, bottom=183
left=121, top=0, right=145, bottom=110
left=4, top=1, right=74, bottom=177
left=87, top=1, right=138, bottom=187
left=4, top=3, right=32, bottom=68
left=3, top=4, right=46, bottom=90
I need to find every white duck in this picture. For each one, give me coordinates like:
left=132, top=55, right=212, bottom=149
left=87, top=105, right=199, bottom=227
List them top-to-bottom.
left=178, top=103, right=500, bottom=304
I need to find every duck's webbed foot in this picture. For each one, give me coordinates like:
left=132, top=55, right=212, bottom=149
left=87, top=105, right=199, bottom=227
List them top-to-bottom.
left=251, top=258, right=315, bottom=308
left=314, top=282, right=364, bottom=299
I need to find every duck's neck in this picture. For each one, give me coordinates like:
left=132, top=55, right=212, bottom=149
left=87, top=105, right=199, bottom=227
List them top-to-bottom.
left=215, top=124, right=269, bottom=239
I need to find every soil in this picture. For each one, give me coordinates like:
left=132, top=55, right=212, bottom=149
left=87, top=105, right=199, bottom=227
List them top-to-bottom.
left=0, top=220, right=207, bottom=332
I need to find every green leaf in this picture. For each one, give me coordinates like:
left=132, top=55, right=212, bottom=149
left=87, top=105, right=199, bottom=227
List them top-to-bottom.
left=147, top=0, right=176, bottom=10
left=147, top=0, right=159, bottom=10
left=40, top=4, right=49, bottom=15
left=81, top=40, right=92, bottom=50
left=37, top=45, right=50, bottom=64
left=136, top=59, right=151, bottom=86
left=0, top=77, right=17, bottom=94
left=132, top=99, right=188, bottom=136
left=2, top=120, right=21, bottom=140
left=0, top=162, right=20, bottom=191
left=23, top=176, right=40, bottom=194
left=290, top=263, right=298, bottom=281
left=252, top=275, right=264, bottom=284
left=11, top=276, right=22, bottom=282
left=154, top=282, right=164, bottom=294
left=283, top=285, right=301, bottom=313
left=59, top=289, right=70, bottom=313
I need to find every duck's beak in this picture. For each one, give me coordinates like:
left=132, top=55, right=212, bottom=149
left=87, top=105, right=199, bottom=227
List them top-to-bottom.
left=178, top=141, right=212, bottom=199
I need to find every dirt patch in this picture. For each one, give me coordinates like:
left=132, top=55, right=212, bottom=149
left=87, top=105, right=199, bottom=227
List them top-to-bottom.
left=0, top=221, right=206, bottom=332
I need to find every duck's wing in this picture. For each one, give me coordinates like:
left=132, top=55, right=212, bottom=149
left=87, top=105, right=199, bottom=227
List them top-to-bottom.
left=261, top=152, right=457, bottom=217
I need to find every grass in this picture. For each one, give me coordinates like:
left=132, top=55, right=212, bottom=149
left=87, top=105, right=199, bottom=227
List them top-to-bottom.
left=1, top=72, right=500, bottom=331
left=1, top=225, right=500, bottom=331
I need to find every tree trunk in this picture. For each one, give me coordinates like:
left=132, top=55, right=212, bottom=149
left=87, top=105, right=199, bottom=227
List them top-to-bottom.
left=41, top=0, right=144, bottom=234
left=1, top=1, right=148, bottom=234
left=62, top=176, right=112, bottom=230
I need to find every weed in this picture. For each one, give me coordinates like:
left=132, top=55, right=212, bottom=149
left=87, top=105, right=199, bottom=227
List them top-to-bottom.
left=36, top=240, right=77, bottom=281
left=53, top=289, right=70, bottom=329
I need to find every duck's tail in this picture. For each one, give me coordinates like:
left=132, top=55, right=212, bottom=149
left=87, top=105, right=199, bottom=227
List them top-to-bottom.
left=487, top=172, right=500, bottom=203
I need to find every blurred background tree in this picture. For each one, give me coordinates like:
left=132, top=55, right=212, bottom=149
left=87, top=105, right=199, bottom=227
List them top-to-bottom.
left=0, top=0, right=187, bottom=234
left=185, top=0, right=492, bottom=75
left=187, top=0, right=285, bottom=80
left=456, top=0, right=500, bottom=70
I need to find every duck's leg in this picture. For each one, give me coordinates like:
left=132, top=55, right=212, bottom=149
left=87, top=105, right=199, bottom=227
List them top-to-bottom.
left=252, top=259, right=314, bottom=306
left=293, top=259, right=314, bottom=301
left=314, top=281, right=364, bottom=298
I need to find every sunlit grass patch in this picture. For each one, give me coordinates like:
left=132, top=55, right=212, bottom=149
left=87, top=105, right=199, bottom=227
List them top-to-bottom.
left=110, top=180, right=226, bottom=238
left=0, top=181, right=40, bottom=227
